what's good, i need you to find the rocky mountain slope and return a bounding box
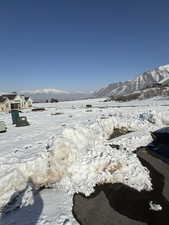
[110,85,169,102]
[94,64,169,98]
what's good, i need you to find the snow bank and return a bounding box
[49,116,153,195]
[17,153,49,186]
[0,168,27,211]
[1,109,168,210]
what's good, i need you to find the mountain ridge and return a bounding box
[94,64,169,98]
[2,64,169,102]
[18,88,92,102]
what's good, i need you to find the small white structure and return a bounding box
[25,97,33,109]
[0,97,10,112]
[0,93,33,112]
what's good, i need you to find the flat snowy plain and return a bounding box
[0,97,169,225]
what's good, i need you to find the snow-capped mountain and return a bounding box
[19,88,91,102]
[94,64,169,97]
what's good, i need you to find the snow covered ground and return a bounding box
[0,97,169,225]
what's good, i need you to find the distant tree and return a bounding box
[86,104,92,108]
[50,98,59,103]
[46,99,49,103]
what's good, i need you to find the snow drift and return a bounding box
[1,109,169,211]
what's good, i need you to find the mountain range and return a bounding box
[4,64,169,102]
[18,89,92,102]
[93,64,169,98]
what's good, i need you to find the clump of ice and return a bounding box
[138,111,156,124]
[136,110,169,127]
[149,201,162,211]
[158,111,169,125]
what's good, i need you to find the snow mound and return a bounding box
[3,109,168,209]
[49,119,152,195]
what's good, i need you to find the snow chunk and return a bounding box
[149,201,162,211]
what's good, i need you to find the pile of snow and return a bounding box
[105,110,169,151]
[2,109,169,211]
[48,125,150,196]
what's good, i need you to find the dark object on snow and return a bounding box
[11,110,20,125]
[73,148,169,225]
[0,121,7,133]
[15,116,30,127]
[151,127,169,145]
[32,108,45,112]
[11,110,30,127]
[51,112,63,115]
[109,144,120,149]
[149,127,169,159]
[86,104,92,108]
[108,127,131,140]
[50,98,59,103]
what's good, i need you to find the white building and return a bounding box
[0,96,10,112]
[25,97,33,108]
[0,93,33,112]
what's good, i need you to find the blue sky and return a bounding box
[1,0,169,92]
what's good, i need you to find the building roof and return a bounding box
[2,94,17,100]
[25,97,30,101]
[0,96,8,103]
